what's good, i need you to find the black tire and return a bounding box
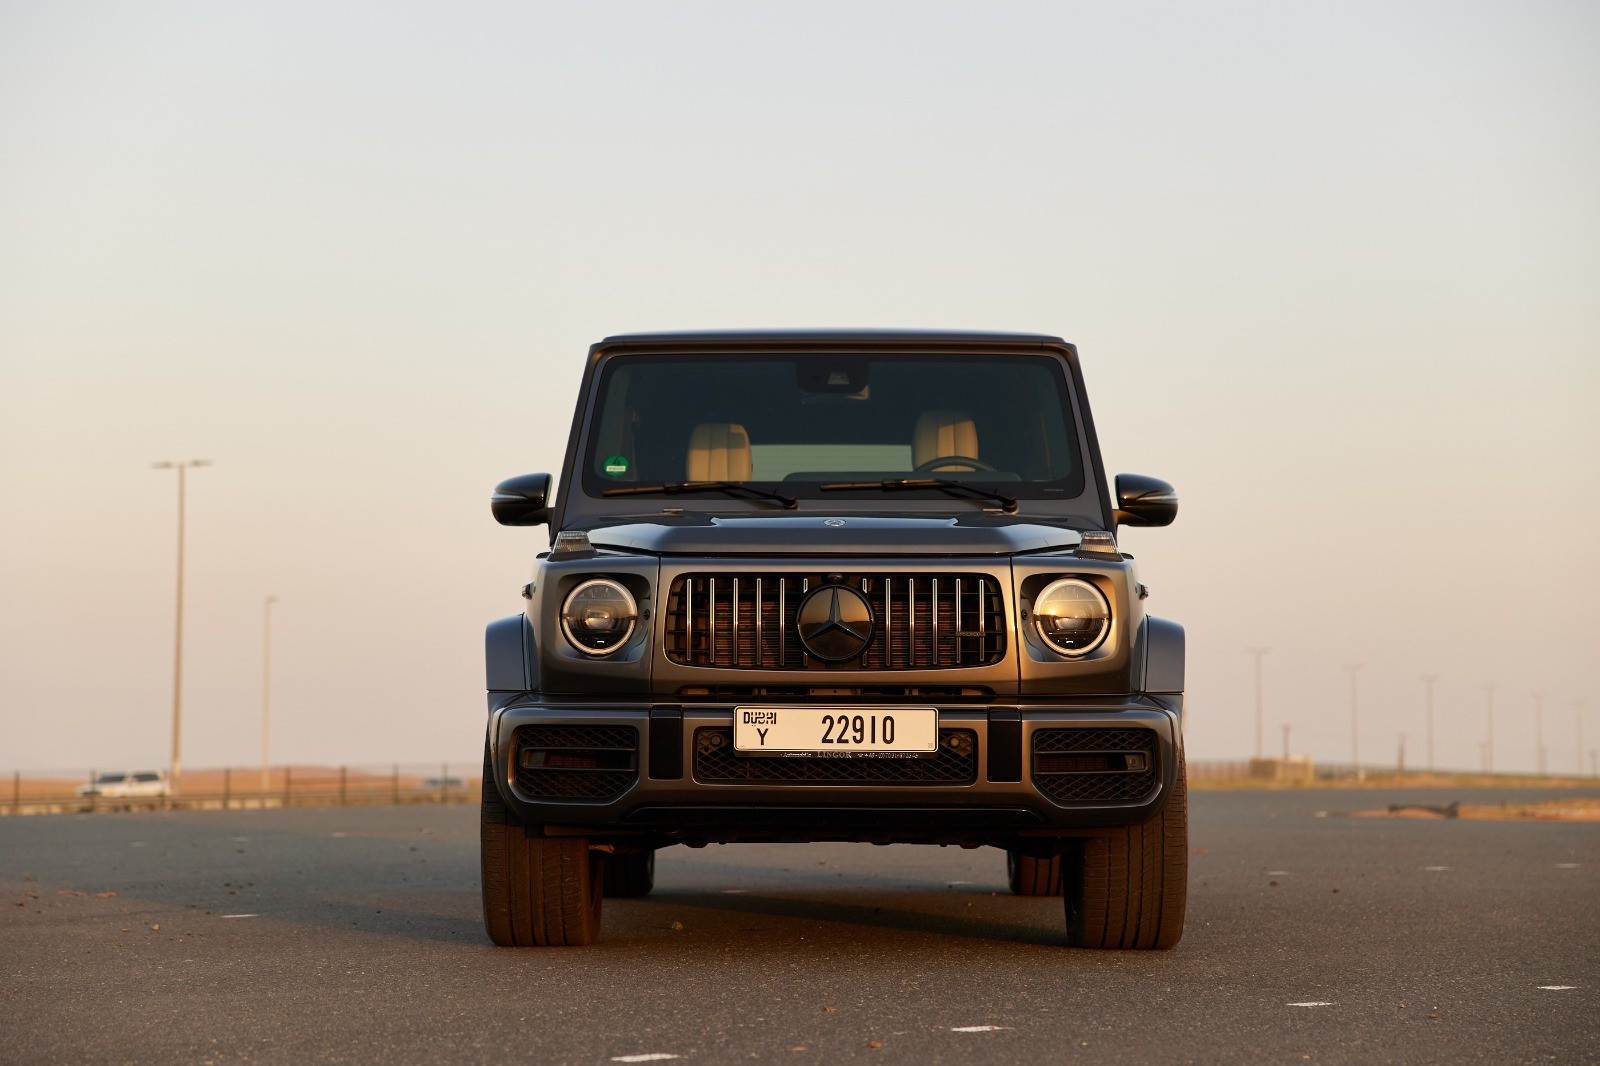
[604,850,656,898]
[1006,849,1063,895]
[1063,746,1188,950]
[481,744,605,946]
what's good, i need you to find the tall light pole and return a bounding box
[1579,699,1587,777]
[152,460,210,794]
[1246,647,1269,760]
[1533,691,1545,776]
[1483,682,1496,774]
[262,595,278,794]
[1421,674,1437,774]
[1343,664,1362,780]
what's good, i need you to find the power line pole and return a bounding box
[1281,723,1290,760]
[1482,682,1496,775]
[1420,674,1437,774]
[1533,691,1545,776]
[1343,663,1363,780]
[1397,733,1406,775]
[1246,647,1269,760]
[262,595,278,795]
[152,460,211,794]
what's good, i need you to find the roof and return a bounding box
[593,328,1069,349]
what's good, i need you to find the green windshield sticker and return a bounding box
[603,454,630,477]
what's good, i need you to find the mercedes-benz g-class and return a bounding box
[483,330,1185,948]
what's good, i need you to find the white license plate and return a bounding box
[733,706,938,756]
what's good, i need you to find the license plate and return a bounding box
[733,706,938,756]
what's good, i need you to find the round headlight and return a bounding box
[560,578,638,656]
[1032,578,1111,657]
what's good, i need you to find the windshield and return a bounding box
[581,353,1083,502]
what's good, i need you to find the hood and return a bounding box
[583,513,1082,556]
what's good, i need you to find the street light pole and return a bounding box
[1421,675,1437,774]
[1343,664,1362,780]
[1533,691,1545,776]
[262,595,278,794]
[1579,699,1586,777]
[1247,647,1269,760]
[1483,682,1496,775]
[152,460,210,794]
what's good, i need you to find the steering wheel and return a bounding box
[911,454,997,474]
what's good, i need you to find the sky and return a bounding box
[2,1,1597,775]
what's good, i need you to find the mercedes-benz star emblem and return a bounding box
[823,518,846,527]
[795,585,875,662]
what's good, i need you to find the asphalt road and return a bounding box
[4,788,1598,1065]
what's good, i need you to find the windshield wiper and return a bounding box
[602,481,798,510]
[819,479,1018,514]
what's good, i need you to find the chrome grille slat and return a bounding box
[664,572,1004,670]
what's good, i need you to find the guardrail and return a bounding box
[3,765,481,817]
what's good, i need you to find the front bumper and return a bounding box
[487,696,1181,844]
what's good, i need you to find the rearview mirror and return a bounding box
[1114,474,1177,527]
[492,473,553,526]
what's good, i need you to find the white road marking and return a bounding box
[219,913,259,919]
[947,881,971,886]
[1288,1002,1333,1008]
[330,832,347,838]
[1554,863,1579,869]
[1266,870,1290,875]
[950,1025,1009,1032]
[1423,866,1450,872]
[1538,986,1577,991]
[611,1055,681,1063]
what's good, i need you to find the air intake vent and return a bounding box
[513,724,638,802]
[1031,728,1158,804]
[665,573,1004,670]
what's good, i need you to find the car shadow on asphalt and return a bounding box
[634,889,1067,947]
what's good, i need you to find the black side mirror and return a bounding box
[492,473,553,526]
[1114,474,1177,527]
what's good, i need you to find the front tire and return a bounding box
[481,745,604,946]
[1063,746,1188,950]
[1005,849,1063,896]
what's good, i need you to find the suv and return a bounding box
[483,330,1185,948]
[77,771,170,800]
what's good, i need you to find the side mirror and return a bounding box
[492,473,553,526]
[1114,474,1177,527]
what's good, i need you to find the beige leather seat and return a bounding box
[686,423,753,481]
[912,410,979,472]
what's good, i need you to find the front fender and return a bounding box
[1141,616,1185,695]
[486,614,537,711]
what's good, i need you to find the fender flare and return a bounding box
[1142,615,1185,695]
[486,614,536,704]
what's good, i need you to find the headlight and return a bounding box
[560,578,638,656]
[1032,578,1111,657]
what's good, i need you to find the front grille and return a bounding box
[693,727,978,785]
[513,724,638,801]
[665,573,1004,670]
[1031,727,1158,804]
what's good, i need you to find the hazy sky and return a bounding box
[3,1,1597,775]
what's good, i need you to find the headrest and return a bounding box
[912,410,979,470]
[686,423,753,481]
